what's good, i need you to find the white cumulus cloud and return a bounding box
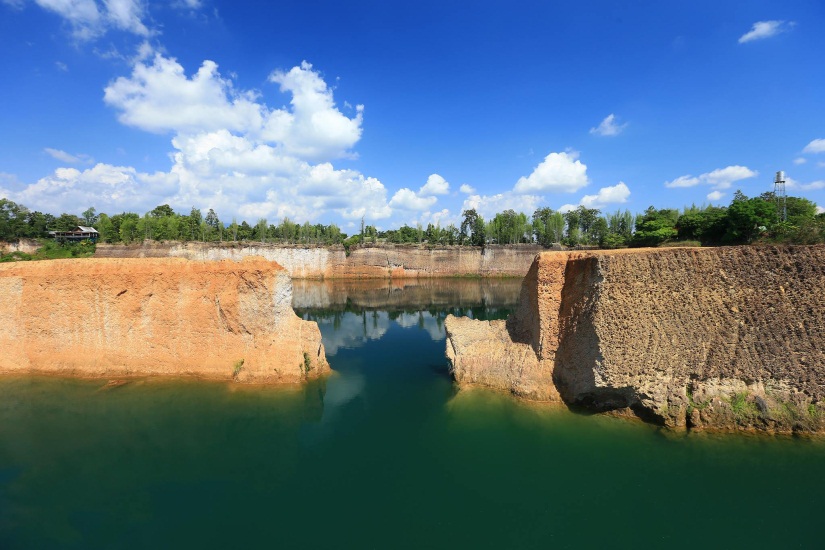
[104,55,362,162]
[389,188,438,211]
[803,139,825,154]
[6,54,395,224]
[459,183,475,194]
[707,190,725,202]
[6,163,171,215]
[816,206,825,215]
[579,182,630,208]
[589,113,627,137]
[419,174,449,196]
[794,157,807,165]
[387,174,451,212]
[514,151,588,194]
[738,20,793,44]
[665,165,757,190]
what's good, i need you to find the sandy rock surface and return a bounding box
[0,257,327,383]
[446,245,825,433]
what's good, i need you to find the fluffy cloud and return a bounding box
[803,139,825,154]
[459,183,476,194]
[514,151,588,194]
[105,56,362,162]
[7,163,171,215]
[794,157,807,165]
[387,174,452,212]
[389,188,437,211]
[589,114,627,137]
[103,0,149,36]
[738,20,793,44]
[579,182,630,208]
[266,62,364,160]
[104,55,264,136]
[707,190,725,202]
[665,165,757,190]
[6,53,395,223]
[817,206,825,215]
[703,166,758,189]
[419,174,449,196]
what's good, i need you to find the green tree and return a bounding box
[460,209,485,246]
[118,213,140,243]
[150,204,175,218]
[81,207,97,226]
[532,207,557,246]
[187,207,203,241]
[724,191,775,244]
[96,213,116,243]
[632,207,679,247]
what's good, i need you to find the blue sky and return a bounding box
[1,0,823,230]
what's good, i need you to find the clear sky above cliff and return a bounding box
[1,0,824,230]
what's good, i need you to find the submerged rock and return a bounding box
[0,257,327,383]
[446,245,825,433]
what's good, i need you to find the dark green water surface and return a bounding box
[2,279,824,548]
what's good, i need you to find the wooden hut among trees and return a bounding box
[49,226,99,243]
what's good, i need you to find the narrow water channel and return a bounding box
[1,278,823,548]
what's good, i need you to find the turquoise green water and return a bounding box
[1,280,824,548]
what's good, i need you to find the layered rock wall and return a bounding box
[95,242,541,279]
[446,246,825,433]
[0,239,40,255]
[0,257,328,383]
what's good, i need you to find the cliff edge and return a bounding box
[446,246,825,433]
[0,257,328,383]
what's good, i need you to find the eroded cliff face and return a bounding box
[0,257,328,383]
[95,243,542,279]
[446,246,825,433]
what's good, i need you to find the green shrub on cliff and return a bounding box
[33,240,95,260]
[302,352,313,375]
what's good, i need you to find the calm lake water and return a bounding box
[1,278,824,548]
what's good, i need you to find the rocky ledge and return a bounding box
[0,257,327,383]
[446,246,825,433]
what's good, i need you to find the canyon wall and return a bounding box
[95,242,542,279]
[0,238,40,255]
[446,246,825,433]
[0,257,328,383]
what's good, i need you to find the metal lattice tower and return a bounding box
[774,170,787,223]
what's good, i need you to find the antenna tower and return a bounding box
[774,170,787,223]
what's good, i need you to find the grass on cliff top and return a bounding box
[0,240,96,262]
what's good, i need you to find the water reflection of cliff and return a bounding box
[292,278,523,312]
[295,278,523,355]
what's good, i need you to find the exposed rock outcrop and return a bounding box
[0,238,40,255]
[446,246,825,433]
[95,242,543,279]
[0,257,328,383]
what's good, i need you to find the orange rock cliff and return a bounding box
[0,257,328,383]
[446,246,825,433]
